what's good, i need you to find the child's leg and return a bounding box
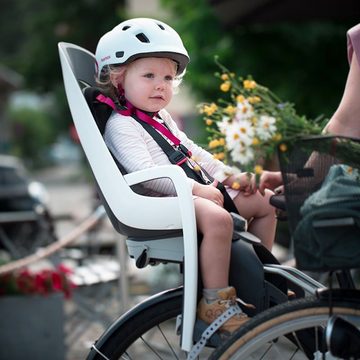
[194,197,233,289]
[232,189,277,251]
[194,198,250,333]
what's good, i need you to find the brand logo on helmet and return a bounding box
[101,55,111,62]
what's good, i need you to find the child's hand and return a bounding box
[225,173,257,196]
[192,182,224,206]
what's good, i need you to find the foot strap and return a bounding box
[187,305,242,360]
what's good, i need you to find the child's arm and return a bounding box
[104,115,195,196]
[163,114,235,183]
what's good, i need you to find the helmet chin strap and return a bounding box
[114,83,159,119]
[116,83,158,118]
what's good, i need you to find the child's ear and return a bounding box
[110,68,125,88]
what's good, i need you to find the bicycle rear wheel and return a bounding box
[86,286,214,359]
[210,290,360,360]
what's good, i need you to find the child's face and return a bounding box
[121,57,177,113]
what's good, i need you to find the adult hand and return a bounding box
[258,171,283,195]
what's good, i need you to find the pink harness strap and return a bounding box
[96,94,184,148]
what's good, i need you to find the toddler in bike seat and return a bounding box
[94,17,277,334]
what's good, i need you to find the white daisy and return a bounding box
[256,115,277,141]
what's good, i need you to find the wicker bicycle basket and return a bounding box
[277,135,360,271]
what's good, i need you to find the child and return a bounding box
[95,17,276,334]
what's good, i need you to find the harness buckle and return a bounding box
[179,143,192,157]
[169,150,188,166]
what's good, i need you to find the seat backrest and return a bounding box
[59,44,96,88]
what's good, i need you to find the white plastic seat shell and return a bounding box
[58,41,198,352]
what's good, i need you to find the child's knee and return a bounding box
[208,208,233,235]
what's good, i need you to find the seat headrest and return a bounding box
[83,87,113,135]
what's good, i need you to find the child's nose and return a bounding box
[155,79,166,90]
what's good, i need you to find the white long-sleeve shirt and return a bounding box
[104,108,236,197]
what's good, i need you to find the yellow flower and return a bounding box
[243,80,257,90]
[220,81,231,92]
[213,152,225,160]
[224,105,236,115]
[254,165,263,175]
[252,137,260,145]
[272,133,282,141]
[219,138,226,146]
[251,116,258,125]
[279,143,287,152]
[248,96,261,104]
[205,118,213,126]
[209,139,221,148]
[231,181,241,190]
[236,95,245,103]
[221,73,229,81]
[202,103,218,116]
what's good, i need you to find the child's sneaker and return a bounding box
[197,287,253,335]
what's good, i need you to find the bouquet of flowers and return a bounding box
[199,60,326,177]
[0,264,76,298]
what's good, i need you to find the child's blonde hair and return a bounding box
[96,59,184,101]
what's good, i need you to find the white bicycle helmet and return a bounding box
[95,18,190,78]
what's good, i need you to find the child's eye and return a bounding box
[144,73,154,79]
[165,75,174,81]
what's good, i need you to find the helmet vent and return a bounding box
[157,23,165,30]
[116,51,124,58]
[136,33,150,43]
[122,26,131,31]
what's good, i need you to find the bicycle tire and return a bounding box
[86,286,215,359]
[211,290,360,360]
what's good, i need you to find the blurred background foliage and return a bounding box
[0,0,358,167]
[163,0,355,120]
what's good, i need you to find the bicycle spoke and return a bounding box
[157,324,180,359]
[141,335,164,359]
[290,331,308,356]
[257,342,273,359]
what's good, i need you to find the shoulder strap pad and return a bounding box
[83,87,113,135]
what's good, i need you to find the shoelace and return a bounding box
[219,297,256,310]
